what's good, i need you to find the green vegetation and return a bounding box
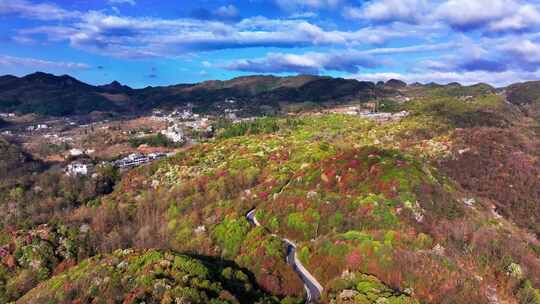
[215,117,303,139]
[0,137,43,187]
[3,84,540,304]
[327,273,418,303]
[18,249,279,304]
[0,224,92,302]
[128,132,181,148]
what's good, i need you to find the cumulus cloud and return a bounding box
[344,0,429,24]
[433,0,540,32]
[432,0,540,33]
[434,0,510,31]
[5,0,540,86]
[14,12,415,58]
[222,50,381,74]
[0,54,90,69]
[416,36,540,74]
[488,4,540,32]
[0,0,79,20]
[344,0,540,34]
[223,42,453,74]
[416,41,508,73]
[498,38,540,71]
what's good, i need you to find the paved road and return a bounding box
[246,209,323,303]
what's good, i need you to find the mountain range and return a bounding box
[4,72,532,117]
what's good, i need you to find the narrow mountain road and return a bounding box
[246,209,323,303]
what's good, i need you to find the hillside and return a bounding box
[506,81,540,121]
[17,249,277,304]
[4,88,539,303]
[0,73,123,116]
[0,73,391,116]
[506,81,540,105]
[0,137,43,186]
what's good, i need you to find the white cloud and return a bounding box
[15,12,417,58]
[343,0,540,33]
[350,70,540,87]
[501,39,540,61]
[435,0,513,30]
[222,41,454,74]
[223,50,381,74]
[434,0,540,32]
[361,42,456,55]
[0,54,90,69]
[0,0,79,20]
[498,38,540,70]
[488,4,540,32]
[344,0,429,24]
[214,5,239,19]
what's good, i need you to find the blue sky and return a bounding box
[1,0,540,87]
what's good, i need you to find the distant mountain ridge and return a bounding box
[0,72,121,116]
[0,71,518,116]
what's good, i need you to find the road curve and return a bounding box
[246,209,323,303]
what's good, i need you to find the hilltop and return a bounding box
[0,72,472,117]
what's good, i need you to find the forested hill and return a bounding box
[0,72,505,117]
[4,88,540,303]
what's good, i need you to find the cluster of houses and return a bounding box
[359,110,410,122]
[322,101,410,122]
[66,152,174,176]
[113,152,171,169]
[160,124,185,143]
[26,124,49,131]
[151,107,214,142]
[151,106,200,123]
[182,118,212,132]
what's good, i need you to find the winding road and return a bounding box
[246,209,323,303]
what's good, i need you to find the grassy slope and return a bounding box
[17,249,277,304]
[13,90,540,303]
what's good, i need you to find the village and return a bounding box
[0,95,410,178]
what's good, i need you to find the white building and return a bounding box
[27,124,49,131]
[69,148,84,157]
[66,162,92,176]
[160,124,185,143]
[115,153,150,168]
